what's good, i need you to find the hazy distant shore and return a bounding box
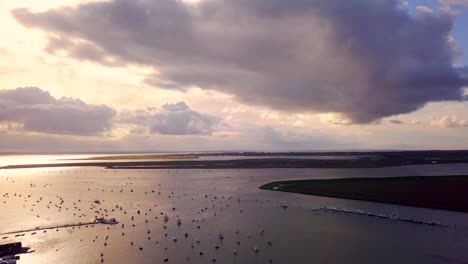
[80,154,199,160]
[3,157,468,170]
[260,176,468,213]
[3,150,468,169]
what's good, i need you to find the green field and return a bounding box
[260,176,468,213]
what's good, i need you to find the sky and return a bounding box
[1,0,468,152]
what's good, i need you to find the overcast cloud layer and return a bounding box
[12,0,468,123]
[0,87,116,135]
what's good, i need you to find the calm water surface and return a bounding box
[0,161,467,264]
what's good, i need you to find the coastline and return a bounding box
[3,156,468,170]
[260,176,468,213]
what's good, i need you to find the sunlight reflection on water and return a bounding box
[0,161,467,264]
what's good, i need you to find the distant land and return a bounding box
[0,149,467,156]
[81,155,199,160]
[260,176,468,213]
[2,150,468,169]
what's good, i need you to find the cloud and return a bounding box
[437,0,468,14]
[0,124,359,153]
[388,118,422,125]
[12,0,468,123]
[389,119,404,124]
[320,113,353,125]
[120,101,221,135]
[431,115,468,127]
[0,88,219,137]
[232,124,364,150]
[0,87,116,135]
[255,126,332,149]
[416,5,434,14]
[438,0,468,7]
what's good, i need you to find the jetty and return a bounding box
[0,218,119,236]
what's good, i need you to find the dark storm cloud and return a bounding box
[120,102,221,135]
[12,0,468,123]
[0,87,116,135]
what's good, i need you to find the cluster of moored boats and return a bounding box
[314,207,447,226]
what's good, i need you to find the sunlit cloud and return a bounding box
[431,115,468,128]
[119,102,222,136]
[0,87,116,135]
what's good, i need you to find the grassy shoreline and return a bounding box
[260,176,468,213]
